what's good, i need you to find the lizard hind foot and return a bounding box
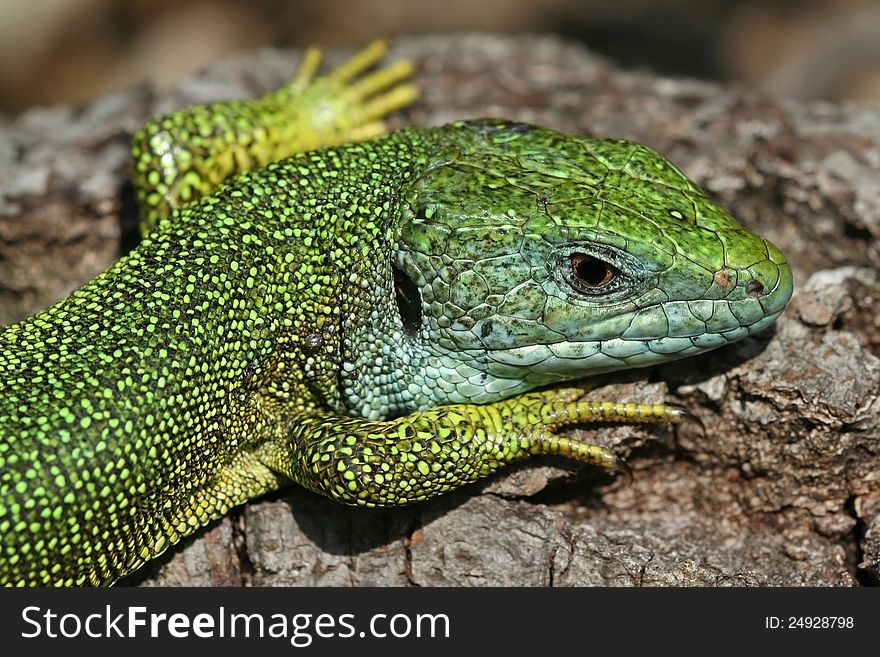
[286,40,419,145]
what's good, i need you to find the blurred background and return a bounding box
[1,0,879,115]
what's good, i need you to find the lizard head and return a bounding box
[388,120,793,406]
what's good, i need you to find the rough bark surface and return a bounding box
[1,34,877,587]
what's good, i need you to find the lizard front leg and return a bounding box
[257,388,688,506]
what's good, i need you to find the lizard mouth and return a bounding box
[482,259,793,377]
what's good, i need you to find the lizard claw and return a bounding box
[666,404,706,439]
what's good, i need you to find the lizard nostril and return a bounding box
[745,279,765,297]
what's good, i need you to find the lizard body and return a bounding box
[0,43,793,586]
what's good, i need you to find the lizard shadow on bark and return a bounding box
[284,477,497,557]
[275,463,610,559]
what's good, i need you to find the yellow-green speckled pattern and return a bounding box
[0,43,793,586]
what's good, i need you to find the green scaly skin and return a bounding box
[0,43,793,586]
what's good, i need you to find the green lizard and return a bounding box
[0,42,793,587]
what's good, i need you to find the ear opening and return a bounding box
[393,265,422,337]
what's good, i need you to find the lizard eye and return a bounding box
[570,253,618,289]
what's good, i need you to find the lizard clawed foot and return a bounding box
[517,393,701,478]
[284,40,418,143]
